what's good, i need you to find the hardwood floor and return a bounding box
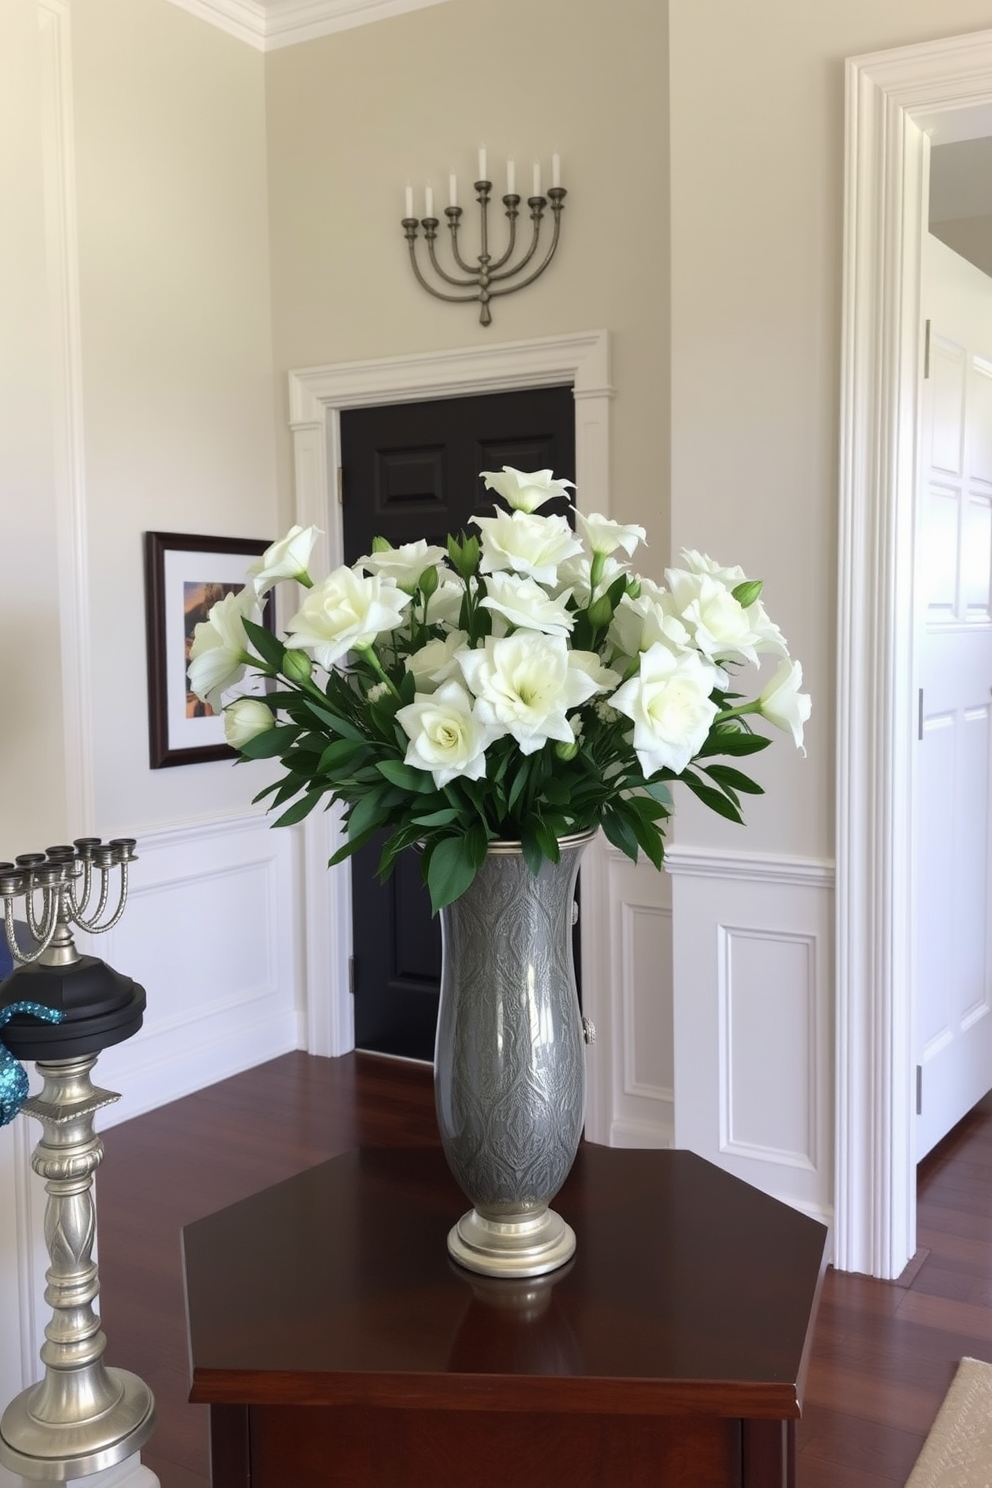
[90,1053,992,1487]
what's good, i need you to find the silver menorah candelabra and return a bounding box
[0,838,154,1482]
[402,155,567,326]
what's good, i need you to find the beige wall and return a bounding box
[669,0,992,860]
[0,0,67,855]
[70,0,278,834]
[264,0,670,565]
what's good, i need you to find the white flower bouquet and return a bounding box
[189,467,811,912]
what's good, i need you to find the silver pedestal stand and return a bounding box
[0,840,155,1481]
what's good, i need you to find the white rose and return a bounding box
[457,633,601,755]
[749,598,790,658]
[471,509,583,586]
[480,573,575,635]
[577,511,647,558]
[759,659,812,753]
[608,593,690,662]
[223,697,275,749]
[248,526,321,596]
[188,585,260,712]
[480,466,574,513]
[610,642,720,777]
[552,551,629,605]
[396,680,502,788]
[678,548,747,586]
[404,630,469,692]
[356,540,448,593]
[285,567,411,670]
[425,579,465,628]
[666,569,763,666]
[567,649,622,693]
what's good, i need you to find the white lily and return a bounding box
[480,465,575,513]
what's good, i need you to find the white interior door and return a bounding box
[915,232,992,1160]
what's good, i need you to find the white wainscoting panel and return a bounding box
[92,816,304,1126]
[582,846,674,1150]
[669,849,834,1227]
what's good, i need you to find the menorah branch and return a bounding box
[402,176,567,326]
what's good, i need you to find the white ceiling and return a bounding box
[162,0,452,50]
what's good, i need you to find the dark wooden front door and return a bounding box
[341,385,576,1061]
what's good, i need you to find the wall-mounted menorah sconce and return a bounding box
[0,837,154,1482]
[402,150,567,326]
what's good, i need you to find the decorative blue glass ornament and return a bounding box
[0,1002,65,1125]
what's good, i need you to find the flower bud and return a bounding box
[587,593,614,631]
[282,648,313,685]
[418,564,439,599]
[555,738,580,761]
[224,698,275,749]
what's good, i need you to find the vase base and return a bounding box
[447,1206,576,1278]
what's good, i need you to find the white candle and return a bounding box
[532,160,542,197]
[404,184,413,218]
[449,172,457,208]
[552,152,561,188]
[507,158,516,195]
[478,146,487,182]
[425,182,434,218]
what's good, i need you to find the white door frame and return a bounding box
[286,331,615,1104]
[838,29,992,1277]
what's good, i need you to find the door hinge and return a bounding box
[337,466,344,505]
[916,1064,923,1116]
[923,318,931,380]
[918,688,924,741]
[348,955,355,995]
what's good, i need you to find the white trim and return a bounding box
[161,0,454,51]
[287,331,613,1064]
[839,27,992,1279]
[38,0,95,836]
[664,846,834,888]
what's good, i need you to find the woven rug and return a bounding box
[905,1358,992,1487]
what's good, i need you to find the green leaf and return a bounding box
[328,823,388,868]
[601,807,639,861]
[345,788,390,841]
[242,617,286,670]
[237,723,298,760]
[318,737,368,775]
[679,769,745,824]
[642,779,675,808]
[703,763,764,796]
[425,836,479,913]
[377,759,436,793]
[272,788,325,827]
[304,700,366,741]
[411,807,461,828]
[532,818,562,863]
[696,729,771,759]
[732,579,764,610]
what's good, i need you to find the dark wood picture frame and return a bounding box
[144,531,274,769]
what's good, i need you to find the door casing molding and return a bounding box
[839,29,992,1277]
[287,331,614,1097]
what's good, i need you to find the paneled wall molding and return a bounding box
[288,331,613,1079]
[839,26,992,1279]
[672,863,833,1228]
[162,0,455,51]
[93,816,302,1127]
[663,845,835,887]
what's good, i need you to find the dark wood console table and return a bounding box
[183,1144,827,1488]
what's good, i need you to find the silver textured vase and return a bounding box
[435,830,593,1278]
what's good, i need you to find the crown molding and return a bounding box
[162,0,454,51]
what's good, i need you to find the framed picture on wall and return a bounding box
[144,531,275,769]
